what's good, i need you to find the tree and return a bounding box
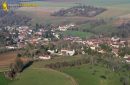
[118,47,130,57]
[99,43,112,52]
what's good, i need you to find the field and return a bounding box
[63,30,94,39]
[0,52,17,72]
[15,0,130,24]
[0,54,130,85]
[62,64,130,85]
[79,23,117,35]
[0,73,12,85]
[9,68,77,85]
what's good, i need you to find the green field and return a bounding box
[0,54,130,85]
[9,68,77,85]
[62,64,130,85]
[0,73,11,85]
[63,30,94,39]
[79,23,117,35]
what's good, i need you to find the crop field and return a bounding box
[0,52,17,72]
[15,0,130,24]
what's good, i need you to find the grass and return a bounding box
[63,30,94,39]
[62,64,130,85]
[0,54,130,85]
[0,73,12,85]
[9,68,77,85]
[78,22,117,36]
[0,55,81,85]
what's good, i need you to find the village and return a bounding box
[1,1,130,85]
[2,22,130,63]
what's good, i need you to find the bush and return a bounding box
[100,75,107,79]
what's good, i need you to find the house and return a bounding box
[124,55,130,63]
[61,49,75,56]
[90,46,96,50]
[39,55,51,60]
[58,23,75,31]
[6,46,17,50]
[98,50,105,54]
[53,33,60,39]
[48,50,55,54]
[111,37,120,42]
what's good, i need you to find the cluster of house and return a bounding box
[4,25,130,63]
[57,23,75,31]
[63,36,130,63]
[33,49,75,60]
[5,23,76,49]
[5,25,59,49]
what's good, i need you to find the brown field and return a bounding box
[15,1,130,24]
[16,7,97,24]
[0,52,17,69]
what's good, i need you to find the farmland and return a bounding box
[0,52,17,72]
[15,0,130,24]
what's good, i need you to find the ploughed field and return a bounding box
[15,0,130,24]
[0,52,17,72]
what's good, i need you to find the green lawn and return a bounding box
[62,64,130,85]
[9,68,77,85]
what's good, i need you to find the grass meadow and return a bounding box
[9,68,77,85]
[0,54,130,85]
[62,64,130,85]
[63,30,94,39]
[0,73,12,85]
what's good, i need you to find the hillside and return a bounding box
[9,68,77,85]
